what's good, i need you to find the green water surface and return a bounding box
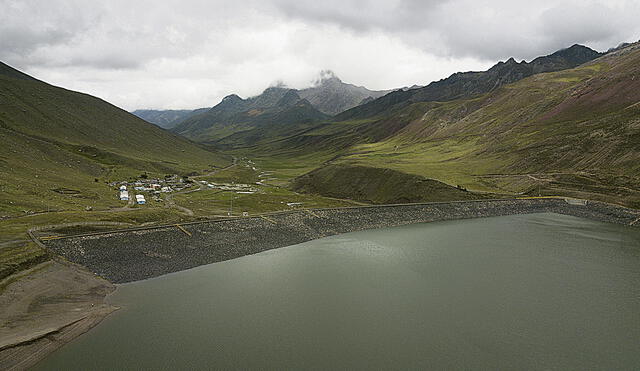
[37,213,640,370]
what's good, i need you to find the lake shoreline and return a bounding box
[35,212,640,370]
[0,261,117,370]
[45,198,640,284]
[4,198,639,369]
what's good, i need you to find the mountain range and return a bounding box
[132,71,389,129]
[275,43,640,207]
[171,88,330,144]
[152,42,638,207]
[171,44,608,151]
[296,70,391,115]
[335,44,603,121]
[131,109,203,129]
[2,41,638,215]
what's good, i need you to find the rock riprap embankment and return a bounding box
[45,199,640,283]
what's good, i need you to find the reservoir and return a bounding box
[36,213,640,370]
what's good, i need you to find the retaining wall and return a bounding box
[44,199,640,283]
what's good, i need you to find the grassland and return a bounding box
[173,158,360,217]
[172,186,357,217]
[291,164,491,204]
[0,62,233,277]
[229,45,640,208]
[331,54,640,207]
[3,44,640,281]
[198,162,259,184]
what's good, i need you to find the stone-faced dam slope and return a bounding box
[43,198,640,283]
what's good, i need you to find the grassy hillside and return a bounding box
[229,43,640,208]
[0,61,231,217]
[0,61,234,277]
[291,164,485,204]
[334,44,602,122]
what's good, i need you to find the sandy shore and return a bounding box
[0,261,117,370]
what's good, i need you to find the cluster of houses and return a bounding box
[117,185,146,204]
[113,175,192,205]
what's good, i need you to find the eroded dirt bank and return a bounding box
[0,261,116,371]
[44,198,640,284]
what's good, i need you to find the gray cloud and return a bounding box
[0,0,93,60]
[271,0,640,60]
[0,0,638,110]
[273,0,448,33]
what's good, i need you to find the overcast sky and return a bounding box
[1,0,639,110]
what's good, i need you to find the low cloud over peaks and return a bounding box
[1,0,638,110]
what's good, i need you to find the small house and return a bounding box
[119,185,127,191]
[136,194,146,205]
[119,191,129,201]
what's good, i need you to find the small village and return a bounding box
[109,175,188,205]
[110,174,262,206]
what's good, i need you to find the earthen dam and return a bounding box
[43,198,640,283]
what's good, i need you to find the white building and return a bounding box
[136,194,146,205]
[119,191,129,201]
[119,185,127,191]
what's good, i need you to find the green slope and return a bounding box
[231,43,640,207]
[291,164,481,204]
[334,44,602,122]
[0,61,230,215]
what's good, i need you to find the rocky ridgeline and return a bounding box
[44,199,639,283]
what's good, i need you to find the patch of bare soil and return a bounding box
[0,261,117,370]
